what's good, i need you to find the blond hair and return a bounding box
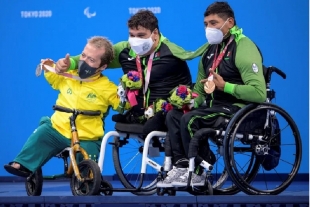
[88,36,114,67]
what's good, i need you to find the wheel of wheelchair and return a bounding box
[70,159,101,196]
[156,187,176,196]
[99,178,113,196]
[112,136,163,195]
[188,179,214,196]
[224,103,302,195]
[25,167,43,196]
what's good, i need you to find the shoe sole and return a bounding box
[172,181,205,187]
[4,165,30,177]
[157,183,174,188]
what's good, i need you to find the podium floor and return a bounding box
[0,180,308,206]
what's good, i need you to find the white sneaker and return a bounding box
[163,157,172,172]
[157,167,187,188]
[172,171,207,187]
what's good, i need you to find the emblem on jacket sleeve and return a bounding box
[252,63,259,73]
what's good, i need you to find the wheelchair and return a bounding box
[157,65,301,195]
[24,105,102,196]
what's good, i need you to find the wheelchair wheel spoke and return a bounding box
[122,151,141,171]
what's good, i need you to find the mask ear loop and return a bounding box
[94,65,105,76]
[220,18,231,38]
[220,18,230,30]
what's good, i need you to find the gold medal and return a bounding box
[204,80,215,94]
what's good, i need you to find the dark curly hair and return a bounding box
[127,9,160,33]
[204,1,236,25]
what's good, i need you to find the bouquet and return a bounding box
[168,85,198,113]
[154,99,173,114]
[121,71,142,90]
[144,99,173,120]
[120,71,142,107]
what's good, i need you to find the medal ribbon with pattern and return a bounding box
[135,51,155,108]
[36,62,95,82]
[204,35,234,94]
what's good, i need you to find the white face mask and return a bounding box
[128,34,154,56]
[205,19,229,44]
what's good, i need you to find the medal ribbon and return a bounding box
[208,35,234,80]
[131,51,155,107]
[36,63,95,82]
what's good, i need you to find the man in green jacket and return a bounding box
[157,1,267,188]
[55,9,205,135]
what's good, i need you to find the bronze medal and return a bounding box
[204,80,215,94]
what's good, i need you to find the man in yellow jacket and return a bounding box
[4,36,127,177]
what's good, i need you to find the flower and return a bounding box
[163,102,173,113]
[154,99,173,114]
[127,71,140,82]
[176,85,189,100]
[121,70,142,90]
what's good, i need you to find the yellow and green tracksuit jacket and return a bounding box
[44,70,127,140]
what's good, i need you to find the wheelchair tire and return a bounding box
[99,178,113,196]
[156,187,176,196]
[224,103,302,195]
[112,136,162,195]
[212,168,239,195]
[207,180,214,195]
[25,167,43,196]
[70,159,101,196]
[188,182,213,195]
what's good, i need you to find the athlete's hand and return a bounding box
[55,53,71,73]
[40,58,54,71]
[200,69,226,91]
[209,69,225,91]
[187,99,195,110]
[200,69,211,84]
